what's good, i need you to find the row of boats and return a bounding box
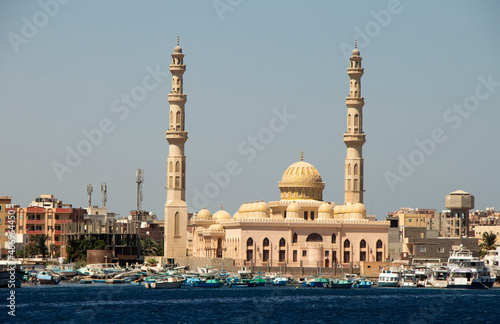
[378,246,497,289]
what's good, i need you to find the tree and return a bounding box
[65,237,107,262]
[479,232,498,257]
[33,235,49,258]
[140,238,159,256]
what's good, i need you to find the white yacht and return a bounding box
[446,246,496,289]
[377,267,401,287]
[483,246,500,278]
[424,265,448,288]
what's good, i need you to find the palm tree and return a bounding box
[140,238,159,256]
[33,235,49,258]
[479,232,498,257]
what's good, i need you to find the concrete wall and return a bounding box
[87,249,113,264]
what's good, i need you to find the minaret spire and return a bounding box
[164,38,188,259]
[344,44,365,204]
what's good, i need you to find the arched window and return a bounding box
[168,176,173,188]
[348,179,351,191]
[279,238,286,247]
[354,114,359,127]
[175,176,180,188]
[263,238,269,247]
[348,114,352,126]
[292,233,297,243]
[169,161,173,172]
[306,233,323,242]
[344,239,350,248]
[247,238,253,246]
[176,111,181,124]
[376,240,383,249]
[174,212,180,236]
[348,164,351,175]
[170,111,173,124]
[360,239,366,249]
[331,233,336,244]
[175,161,180,172]
[354,164,358,175]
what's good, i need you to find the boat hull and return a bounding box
[146,281,183,289]
[193,282,223,288]
[377,282,399,288]
[447,280,495,289]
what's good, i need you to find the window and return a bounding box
[292,233,297,243]
[331,234,336,244]
[310,211,315,220]
[175,176,180,188]
[376,251,383,262]
[246,250,253,261]
[304,211,308,220]
[293,250,297,262]
[263,238,269,247]
[348,163,352,175]
[344,239,350,248]
[279,250,285,262]
[263,250,269,262]
[325,250,329,257]
[419,247,426,253]
[437,247,445,253]
[306,233,322,242]
[360,251,366,261]
[279,238,285,247]
[344,251,350,263]
[175,161,180,172]
[354,163,358,175]
[302,250,307,257]
[247,238,253,246]
[360,239,366,249]
[376,240,383,249]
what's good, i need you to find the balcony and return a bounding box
[26,220,45,224]
[26,231,44,235]
[55,219,72,224]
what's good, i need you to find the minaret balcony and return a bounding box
[166,131,188,143]
[345,97,364,108]
[169,65,186,72]
[168,93,187,103]
[347,68,364,78]
[343,133,366,145]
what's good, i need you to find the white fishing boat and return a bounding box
[377,267,401,287]
[144,276,184,289]
[424,265,448,288]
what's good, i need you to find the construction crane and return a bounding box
[86,184,93,207]
[101,182,107,207]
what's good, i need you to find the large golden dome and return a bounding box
[278,154,325,201]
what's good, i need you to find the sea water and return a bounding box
[2,283,500,323]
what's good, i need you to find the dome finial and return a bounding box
[300,151,303,161]
[354,39,357,49]
[220,202,223,210]
[177,36,180,46]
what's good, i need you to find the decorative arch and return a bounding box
[376,239,383,249]
[279,238,286,247]
[247,238,253,246]
[174,212,180,236]
[175,161,180,172]
[348,163,352,175]
[263,238,269,247]
[306,233,323,242]
[169,161,173,172]
[354,114,359,127]
[360,239,366,249]
[292,233,298,243]
[331,233,336,244]
[170,111,173,124]
[176,111,181,124]
[344,239,350,248]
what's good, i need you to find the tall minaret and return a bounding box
[164,37,188,259]
[344,41,365,205]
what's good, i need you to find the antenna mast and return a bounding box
[136,169,144,220]
[101,182,107,207]
[86,184,93,207]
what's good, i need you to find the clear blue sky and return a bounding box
[1,0,499,220]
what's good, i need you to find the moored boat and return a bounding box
[377,267,401,287]
[145,276,184,289]
[325,278,353,289]
[37,271,61,285]
[446,245,496,289]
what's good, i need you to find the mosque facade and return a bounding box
[166,41,389,267]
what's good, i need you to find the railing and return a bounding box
[26,220,45,224]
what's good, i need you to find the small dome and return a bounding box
[287,203,301,212]
[255,201,270,212]
[344,204,354,214]
[352,203,366,214]
[333,204,342,214]
[207,223,224,232]
[352,48,360,56]
[233,212,241,219]
[318,203,333,213]
[174,45,182,54]
[213,209,231,220]
[196,208,212,219]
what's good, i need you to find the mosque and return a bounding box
[164,39,389,268]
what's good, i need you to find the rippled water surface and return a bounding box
[3,283,500,323]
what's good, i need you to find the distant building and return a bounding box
[15,194,87,257]
[474,225,500,241]
[0,196,14,254]
[388,208,435,228]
